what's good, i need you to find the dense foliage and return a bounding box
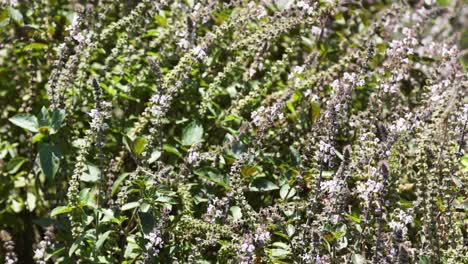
[0,0,467,263]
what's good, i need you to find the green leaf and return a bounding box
[111,173,129,197]
[38,107,50,127]
[81,163,101,183]
[181,121,203,146]
[38,143,61,181]
[0,8,10,27]
[32,133,45,143]
[45,247,65,261]
[352,254,366,264]
[24,43,48,50]
[11,199,24,213]
[79,188,91,207]
[344,213,361,224]
[8,7,23,25]
[51,205,73,217]
[194,170,229,189]
[124,136,148,156]
[132,137,147,156]
[229,206,242,220]
[279,184,296,200]
[249,178,279,192]
[95,231,112,251]
[139,203,151,213]
[50,109,66,134]
[148,150,161,164]
[163,144,182,158]
[270,248,291,258]
[26,192,37,211]
[6,157,27,174]
[9,114,39,132]
[122,202,140,211]
[286,224,295,237]
[69,235,86,257]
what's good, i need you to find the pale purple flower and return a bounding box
[254,225,270,244]
[144,231,163,256]
[357,179,384,202]
[251,106,265,127]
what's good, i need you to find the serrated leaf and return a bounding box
[181,121,203,146]
[9,114,39,132]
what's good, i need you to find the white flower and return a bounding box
[177,38,190,49]
[254,225,271,244]
[389,220,404,231]
[88,108,110,132]
[193,46,207,60]
[390,118,407,133]
[398,210,413,225]
[257,6,267,19]
[144,231,164,256]
[249,67,257,78]
[321,179,339,193]
[150,94,168,105]
[251,106,265,127]
[343,72,356,83]
[331,79,340,90]
[187,149,200,166]
[311,26,321,36]
[297,0,314,14]
[240,241,255,253]
[278,112,284,120]
[402,27,413,37]
[357,79,365,86]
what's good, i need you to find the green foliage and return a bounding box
[0,0,466,263]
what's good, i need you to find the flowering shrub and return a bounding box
[0,0,467,263]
